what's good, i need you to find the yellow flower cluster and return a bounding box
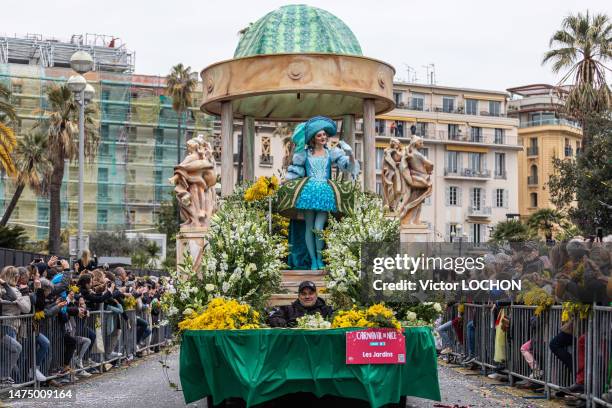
[178,298,260,330]
[123,295,137,311]
[69,285,79,294]
[561,301,590,322]
[244,176,279,202]
[34,311,45,321]
[521,285,555,316]
[332,304,401,329]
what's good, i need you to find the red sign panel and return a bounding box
[346,328,406,365]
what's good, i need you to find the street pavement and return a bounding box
[2,350,568,408]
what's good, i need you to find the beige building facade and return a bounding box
[506,85,582,217]
[221,82,521,244]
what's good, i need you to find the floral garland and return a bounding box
[178,298,260,330]
[322,191,399,309]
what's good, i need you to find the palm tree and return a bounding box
[542,11,611,140]
[490,220,533,244]
[0,131,51,226]
[36,84,98,254]
[165,64,197,164]
[0,83,18,176]
[526,208,569,241]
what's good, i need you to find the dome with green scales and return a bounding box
[234,4,363,58]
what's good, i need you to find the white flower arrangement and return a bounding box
[161,196,288,326]
[322,191,399,309]
[296,313,332,329]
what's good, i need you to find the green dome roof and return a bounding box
[234,4,363,58]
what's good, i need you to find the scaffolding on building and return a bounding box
[0,33,135,73]
[0,34,214,239]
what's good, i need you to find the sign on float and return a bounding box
[346,328,406,364]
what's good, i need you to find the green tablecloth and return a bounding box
[180,327,441,407]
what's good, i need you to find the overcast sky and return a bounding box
[3,0,609,91]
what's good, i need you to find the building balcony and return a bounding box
[462,168,490,178]
[393,99,508,117]
[494,170,507,180]
[467,206,492,217]
[443,168,490,179]
[520,118,582,130]
[526,146,538,156]
[528,175,538,185]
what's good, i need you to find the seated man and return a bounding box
[268,281,333,327]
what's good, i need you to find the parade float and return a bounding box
[163,4,443,407]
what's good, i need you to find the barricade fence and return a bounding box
[0,307,173,392]
[438,304,612,408]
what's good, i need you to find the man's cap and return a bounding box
[298,281,317,293]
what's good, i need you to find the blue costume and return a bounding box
[281,116,360,270]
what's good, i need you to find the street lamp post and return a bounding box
[69,51,94,257]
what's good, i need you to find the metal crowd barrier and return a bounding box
[439,304,612,407]
[591,306,612,407]
[0,307,173,393]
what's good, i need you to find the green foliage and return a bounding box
[542,11,611,122]
[548,114,612,234]
[155,192,180,243]
[0,225,28,249]
[131,251,149,270]
[490,220,534,244]
[526,208,570,240]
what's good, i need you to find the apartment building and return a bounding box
[367,82,521,243]
[506,84,582,217]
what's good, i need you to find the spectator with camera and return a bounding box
[0,266,31,386]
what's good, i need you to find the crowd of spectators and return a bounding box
[435,237,612,405]
[0,250,172,388]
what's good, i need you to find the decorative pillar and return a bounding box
[363,99,376,192]
[221,101,234,196]
[242,116,255,182]
[342,114,355,149]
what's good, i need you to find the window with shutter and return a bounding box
[457,187,463,206]
[504,189,509,209]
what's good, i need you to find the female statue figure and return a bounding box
[397,135,433,226]
[381,138,403,211]
[169,137,217,229]
[277,116,359,270]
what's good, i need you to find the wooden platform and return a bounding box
[268,269,328,307]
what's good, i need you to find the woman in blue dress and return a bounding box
[283,116,359,270]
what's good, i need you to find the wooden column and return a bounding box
[242,116,255,182]
[363,99,376,192]
[342,114,355,149]
[221,101,234,197]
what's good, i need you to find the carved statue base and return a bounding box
[176,227,208,272]
[400,223,431,243]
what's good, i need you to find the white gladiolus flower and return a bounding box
[167,306,179,316]
[406,311,417,321]
[205,283,215,292]
[434,303,442,313]
[222,282,230,293]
